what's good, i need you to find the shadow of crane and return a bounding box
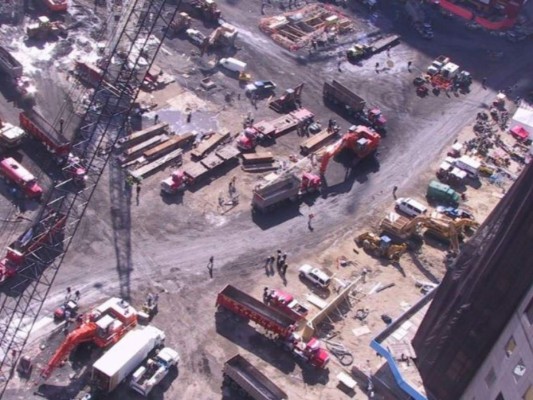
[407,251,441,285]
[109,155,132,301]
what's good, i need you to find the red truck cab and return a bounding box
[0,158,43,198]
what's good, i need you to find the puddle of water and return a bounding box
[153,108,220,136]
[205,213,228,227]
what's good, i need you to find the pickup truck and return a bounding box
[245,80,276,97]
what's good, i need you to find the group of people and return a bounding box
[265,250,289,276]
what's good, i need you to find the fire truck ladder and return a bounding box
[0,0,179,395]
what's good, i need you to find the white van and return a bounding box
[395,197,428,217]
[219,57,247,73]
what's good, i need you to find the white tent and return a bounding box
[511,102,533,135]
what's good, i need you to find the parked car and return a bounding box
[395,197,428,217]
[298,264,331,289]
[437,206,474,220]
[186,29,206,46]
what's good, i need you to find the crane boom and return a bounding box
[0,0,179,394]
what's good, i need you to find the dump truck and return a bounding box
[0,119,26,148]
[19,110,87,185]
[426,180,460,206]
[264,288,309,320]
[130,347,179,396]
[252,172,320,212]
[216,285,329,368]
[92,326,165,393]
[223,354,288,400]
[0,46,36,101]
[323,80,386,129]
[0,211,65,283]
[0,157,43,199]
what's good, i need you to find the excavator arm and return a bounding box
[41,322,97,380]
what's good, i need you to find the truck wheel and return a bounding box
[299,272,305,279]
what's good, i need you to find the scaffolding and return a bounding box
[259,4,354,52]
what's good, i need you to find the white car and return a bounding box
[299,264,331,289]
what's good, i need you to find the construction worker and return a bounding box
[187,111,192,123]
[207,256,214,278]
[154,114,159,124]
[407,61,412,71]
[392,185,398,199]
[281,263,288,276]
[308,213,314,231]
[276,250,282,267]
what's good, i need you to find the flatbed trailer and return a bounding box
[183,145,240,184]
[300,128,338,154]
[115,122,169,150]
[241,152,274,165]
[216,285,297,337]
[118,135,167,165]
[129,149,183,180]
[223,354,288,400]
[19,110,71,156]
[143,134,193,160]
[370,34,400,54]
[191,132,230,159]
[253,111,309,139]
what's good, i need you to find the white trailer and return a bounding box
[129,347,180,396]
[92,326,165,393]
[454,155,480,177]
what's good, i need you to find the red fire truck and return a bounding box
[0,210,66,283]
[19,110,87,185]
[216,285,329,368]
[0,157,43,199]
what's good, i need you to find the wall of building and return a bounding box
[461,285,533,400]
[412,161,533,400]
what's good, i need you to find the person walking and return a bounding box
[392,185,398,199]
[407,61,412,72]
[207,256,214,278]
[281,263,288,276]
[276,250,282,267]
[375,62,379,73]
[482,77,487,89]
[308,213,314,231]
[187,111,192,123]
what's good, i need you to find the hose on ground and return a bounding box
[325,341,354,366]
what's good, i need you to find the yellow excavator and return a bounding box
[355,232,407,261]
[379,213,480,252]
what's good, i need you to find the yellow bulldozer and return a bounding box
[355,232,407,261]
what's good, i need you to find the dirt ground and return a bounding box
[1,0,533,399]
